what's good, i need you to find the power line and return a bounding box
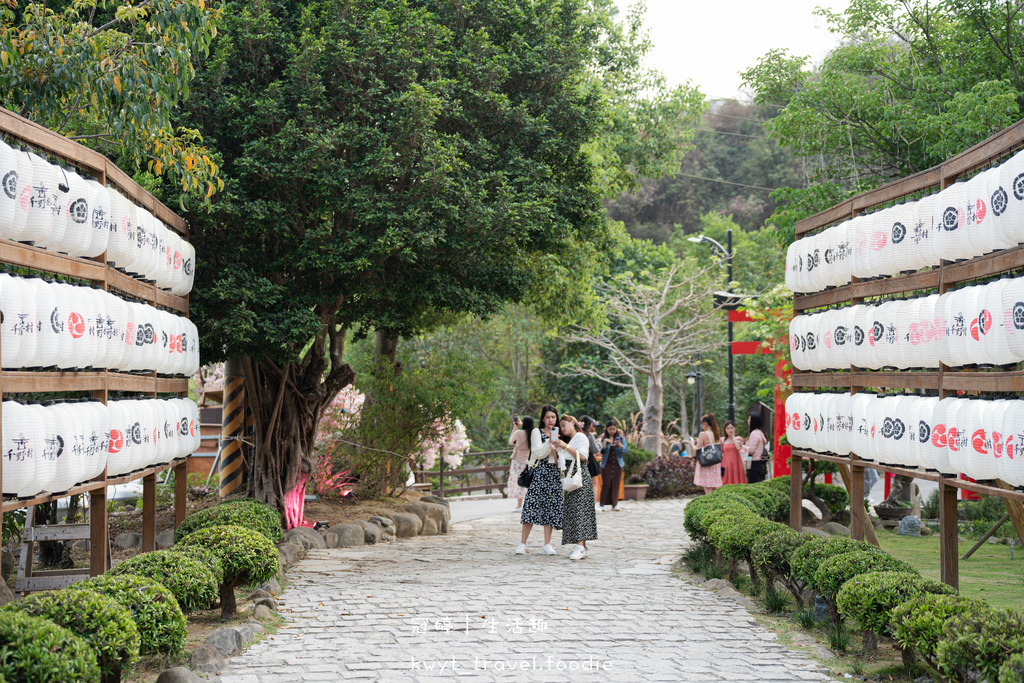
[696,128,768,140]
[708,96,786,109]
[705,112,770,124]
[674,172,777,192]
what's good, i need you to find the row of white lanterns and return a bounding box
[0,273,199,375]
[786,148,1024,293]
[791,275,1024,371]
[786,392,1024,487]
[1,398,200,497]
[0,140,195,296]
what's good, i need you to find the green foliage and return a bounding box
[0,0,223,208]
[813,550,914,600]
[0,611,98,683]
[923,489,940,520]
[822,619,850,652]
[936,607,1024,683]
[6,589,140,677]
[707,515,782,571]
[751,526,804,583]
[69,574,187,656]
[167,544,225,587]
[720,483,789,521]
[805,483,851,516]
[623,447,658,478]
[763,584,791,614]
[1,508,25,545]
[961,496,1009,523]
[795,605,817,629]
[682,495,752,542]
[836,571,954,639]
[892,593,989,669]
[1000,652,1024,683]
[682,541,716,575]
[639,455,701,497]
[109,550,218,615]
[176,498,283,544]
[177,524,280,589]
[790,536,882,586]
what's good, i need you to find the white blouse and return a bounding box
[530,429,556,465]
[557,432,590,471]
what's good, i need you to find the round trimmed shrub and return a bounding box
[751,526,803,581]
[176,498,283,543]
[168,543,225,586]
[108,550,218,614]
[683,496,753,542]
[1000,652,1024,683]
[69,574,187,656]
[789,536,882,586]
[707,515,785,587]
[5,588,139,677]
[836,571,954,638]
[719,484,789,521]
[813,550,914,599]
[892,593,988,668]
[178,524,281,618]
[936,606,1024,683]
[805,482,850,516]
[0,611,98,682]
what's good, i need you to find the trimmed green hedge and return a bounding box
[683,495,755,542]
[1000,652,1024,683]
[69,574,187,656]
[0,611,98,682]
[936,606,1024,683]
[892,593,989,669]
[790,536,883,586]
[109,550,218,614]
[806,482,850,516]
[177,498,283,543]
[178,524,280,618]
[812,550,915,600]
[5,589,139,678]
[836,571,954,638]
[168,544,225,586]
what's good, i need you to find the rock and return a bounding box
[421,517,439,536]
[368,515,395,529]
[0,581,13,607]
[440,518,450,534]
[920,526,933,536]
[72,540,89,552]
[913,676,933,683]
[247,589,272,602]
[701,578,733,591]
[812,644,836,660]
[831,510,852,525]
[801,527,830,537]
[1,548,14,582]
[823,522,851,537]
[403,502,449,529]
[282,527,326,550]
[156,666,202,683]
[813,594,829,621]
[156,529,175,548]
[988,536,1001,545]
[899,515,922,537]
[354,520,381,544]
[253,604,273,621]
[114,532,142,550]
[254,597,277,612]
[321,532,339,548]
[715,587,757,610]
[259,578,281,594]
[419,494,449,509]
[688,575,707,586]
[391,512,423,538]
[234,623,263,645]
[277,543,296,567]
[190,643,226,674]
[331,523,365,547]
[205,627,244,657]
[791,633,817,646]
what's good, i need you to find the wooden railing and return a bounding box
[414,450,511,497]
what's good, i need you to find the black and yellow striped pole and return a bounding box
[218,358,247,497]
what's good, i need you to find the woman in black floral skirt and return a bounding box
[516,405,563,555]
[553,415,597,560]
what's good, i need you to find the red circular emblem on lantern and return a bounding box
[67,312,85,339]
[870,231,888,251]
[976,199,987,223]
[109,429,124,454]
[947,426,959,452]
[932,424,947,448]
[972,428,988,454]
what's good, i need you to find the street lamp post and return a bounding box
[688,229,734,422]
[685,354,702,430]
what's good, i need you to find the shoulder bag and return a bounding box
[697,442,723,467]
[587,453,600,477]
[517,465,534,488]
[562,453,583,492]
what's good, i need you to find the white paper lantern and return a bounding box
[176,239,195,297]
[886,201,917,275]
[927,397,957,474]
[944,398,970,476]
[909,191,940,270]
[997,148,1024,247]
[16,277,40,369]
[134,207,159,281]
[0,274,25,369]
[787,393,806,450]
[23,154,60,249]
[56,167,93,257]
[115,301,138,372]
[915,396,939,471]
[835,394,852,456]
[45,402,80,492]
[105,187,132,268]
[33,278,59,367]
[931,183,961,262]
[2,401,41,496]
[81,178,110,258]
[871,301,896,368]
[105,401,130,476]
[55,282,89,370]
[0,140,23,240]
[34,403,61,493]
[882,395,915,467]
[184,398,200,455]
[819,226,843,289]
[903,396,924,469]
[956,399,993,481]
[987,400,1013,485]
[935,291,956,367]
[958,173,989,258]
[790,316,806,371]
[977,168,1013,253]
[1004,401,1024,488]
[802,233,823,293]
[23,404,55,495]
[961,285,997,367]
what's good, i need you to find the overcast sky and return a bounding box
[618,0,851,101]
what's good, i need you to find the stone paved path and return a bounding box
[218,499,835,682]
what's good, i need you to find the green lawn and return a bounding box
[877,529,1024,611]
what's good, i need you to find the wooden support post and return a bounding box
[997,480,1024,546]
[89,488,107,577]
[962,513,1010,560]
[790,451,803,531]
[175,461,188,529]
[142,473,156,552]
[939,476,960,590]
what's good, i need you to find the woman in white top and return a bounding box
[515,405,564,555]
[552,415,597,560]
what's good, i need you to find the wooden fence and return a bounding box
[791,117,1024,590]
[414,450,511,497]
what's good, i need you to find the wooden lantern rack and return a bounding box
[0,108,192,591]
[791,117,1024,590]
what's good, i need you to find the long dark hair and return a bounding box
[539,404,558,431]
[521,415,534,439]
[602,420,620,440]
[580,415,596,433]
[748,413,764,435]
[701,413,721,442]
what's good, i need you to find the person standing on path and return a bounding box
[580,415,602,502]
[720,420,747,485]
[693,413,723,494]
[553,415,597,560]
[745,413,769,483]
[599,421,628,511]
[507,416,533,509]
[516,405,563,555]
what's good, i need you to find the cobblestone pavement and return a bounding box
[218,499,835,682]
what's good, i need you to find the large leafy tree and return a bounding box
[741,0,1024,239]
[0,0,223,206]
[184,0,623,509]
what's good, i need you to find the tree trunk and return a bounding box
[375,331,399,369]
[244,308,354,512]
[641,375,664,454]
[679,380,688,442]
[220,578,238,619]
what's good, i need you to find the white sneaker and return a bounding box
[569,545,586,560]
[514,543,526,555]
[542,544,556,555]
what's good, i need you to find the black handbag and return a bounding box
[517,466,534,488]
[587,454,600,477]
[697,443,723,467]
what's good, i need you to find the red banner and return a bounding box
[732,341,770,355]
[774,357,791,479]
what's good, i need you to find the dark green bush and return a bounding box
[168,544,225,586]
[707,515,785,587]
[69,574,187,656]
[719,484,788,521]
[750,526,810,606]
[892,593,989,669]
[1000,652,1024,683]
[813,550,914,599]
[765,475,791,493]
[178,524,281,618]
[623,447,658,478]
[683,496,752,542]
[936,606,1024,683]
[805,482,850,516]
[789,536,882,586]
[0,611,98,682]
[5,589,140,678]
[638,455,701,497]
[836,571,954,639]
[109,550,218,614]
[176,498,283,543]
